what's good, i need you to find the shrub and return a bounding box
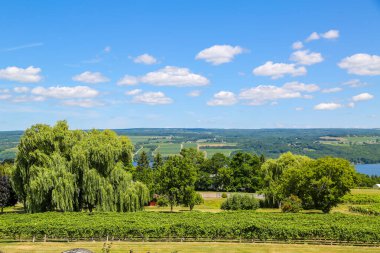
[221,193,227,198]
[221,194,259,210]
[281,195,303,213]
[157,196,170,207]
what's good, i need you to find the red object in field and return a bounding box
[149,201,157,206]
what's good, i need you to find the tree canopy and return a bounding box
[12,121,149,213]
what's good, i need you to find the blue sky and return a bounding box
[0,0,380,130]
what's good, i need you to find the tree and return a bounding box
[12,121,149,213]
[152,153,164,170]
[183,186,203,211]
[279,156,356,213]
[229,152,262,192]
[0,175,17,213]
[156,155,197,211]
[134,151,153,192]
[259,152,311,207]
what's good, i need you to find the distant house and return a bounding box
[373,184,380,189]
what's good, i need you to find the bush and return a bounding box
[221,194,259,210]
[221,193,227,198]
[157,196,170,207]
[281,195,303,213]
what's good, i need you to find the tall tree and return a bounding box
[12,121,149,213]
[157,155,197,211]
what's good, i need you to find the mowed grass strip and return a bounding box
[1,241,380,253]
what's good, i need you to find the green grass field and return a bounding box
[201,148,239,158]
[320,136,380,146]
[154,143,182,157]
[1,241,380,253]
[182,142,198,148]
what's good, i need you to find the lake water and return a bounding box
[355,164,380,176]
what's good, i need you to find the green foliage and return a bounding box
[279,156,356,213]
[12,121,149,213]
[349,204,380,216]
[182,187,203,211]
[221,192,227,198]
[342,194,380,204]
[281,195,302,213]
[156,154,197,211]
[221,194,259,211]
[156,195,169,207]
[1,212,379,243]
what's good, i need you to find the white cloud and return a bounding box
[321,87,343,93]
[12,95,45,103]
[314,103,342,110]
[239,85,302,105]
[118,75,139,86]
[62,99,103,108]
[132,91,173,105]
[347,102,355,108]
[121,66,209,87]
[0,89,9,93]
[238,82,319,106]
[195,45,244,65]
[125,89,142,96]
[290,50,324,65]
[292,41,304,50]
[321,29,339,39]
[253,61,307,79]
[338,54,380,76]
[0,94,11,100]
[295,107,304,111]
[352,92,374,102]
[72,71,109,84]
[207,91,237,106]
[31,86,99,99]
[283,81,320,92]
[305,32,320,42]
[343,79,367,88]
[187,90,201,97]
[133,54,158,65]
[14,86,30,93]
[0,66,42,83]
[104,46,111,53]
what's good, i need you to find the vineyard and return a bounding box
[349,204,380,216]
[1,212,380,245]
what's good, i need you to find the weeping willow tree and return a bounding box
[12,120,149,213]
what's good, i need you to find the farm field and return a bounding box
[1,241,380,253]
[201,148,239,158]
[153,143,182,157]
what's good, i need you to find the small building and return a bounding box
[373,184,380,189]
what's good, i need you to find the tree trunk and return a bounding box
[170,204,173,212]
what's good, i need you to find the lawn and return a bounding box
[1,241,380,253]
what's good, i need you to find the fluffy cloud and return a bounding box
[238,82,319,106]
[187,90,201,97]
[31,86,99,99]
[132,91,173,105]
[12,96,45,103]
[343,79,367,88]
[72,71,109,84]
[290,50,324,65]
[125,89,142,96]
[305,30,339,42]
[207,91,237,106]
[253,61,307,79]
[133,54,158,65]
[338,54,380,76]
[239,85,301,105]
[196,45,244,65]
[321,87,342,93]
[314,103,342,110]
[0,94,11,100]
[120,66,209,87]
[305,32,320,42]
[118,75,139,86]
[352,92,374,102]
[0,66,42,83]
[283,81,320,92]
[62,99,103,108]
[292,41,304,50]
[14,86,30,93]
[321,29,339,39]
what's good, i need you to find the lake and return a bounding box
[355,164,380,176]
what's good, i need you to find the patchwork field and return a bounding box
[320,136,380,146]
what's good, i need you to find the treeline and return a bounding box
[2,121,379,214]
